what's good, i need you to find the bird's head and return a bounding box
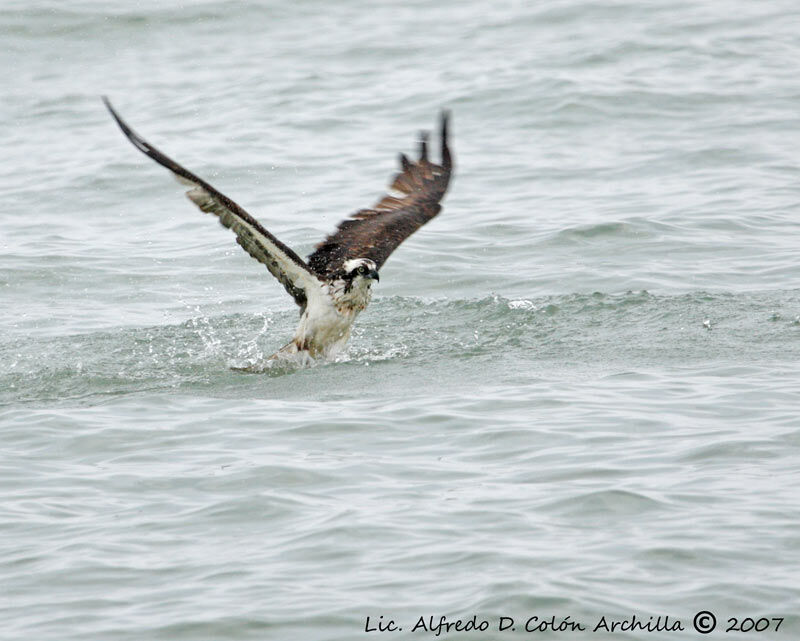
[342,258,380,285]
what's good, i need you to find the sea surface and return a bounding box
[2,1,800,639]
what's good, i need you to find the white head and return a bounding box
[330,258,379,313]
[342,258,380,285]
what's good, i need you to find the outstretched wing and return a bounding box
[307,112,453,278]
[103,97,321,310]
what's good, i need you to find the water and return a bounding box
[2,1,800,639]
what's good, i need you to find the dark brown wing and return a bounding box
[307,112,453,278]
[103,97,322,310]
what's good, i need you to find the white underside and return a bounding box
[271,276,374,362]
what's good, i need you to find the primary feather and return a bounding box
[104,98,454,364]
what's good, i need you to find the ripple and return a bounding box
[4,0,800,638]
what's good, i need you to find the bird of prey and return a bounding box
[103,98,453,365]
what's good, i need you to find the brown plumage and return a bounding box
[307,113,452,278]
[103,98,454,362]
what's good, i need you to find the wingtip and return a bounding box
[101,95,116,116]
[439,109,452,168]
[101,97,151,155]
[102,95,125,129]
[418,130,430,161]
[440,109,450,134]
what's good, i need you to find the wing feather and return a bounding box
[103,97,320,309]
[307,112,453,277]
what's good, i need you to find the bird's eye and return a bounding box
[358,266,367,274]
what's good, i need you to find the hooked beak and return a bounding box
[368,269,380,282]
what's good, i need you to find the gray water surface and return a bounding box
[2,1,800,639]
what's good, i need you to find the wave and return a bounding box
[2,289,799,408]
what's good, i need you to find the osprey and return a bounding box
[103,98,453,364]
